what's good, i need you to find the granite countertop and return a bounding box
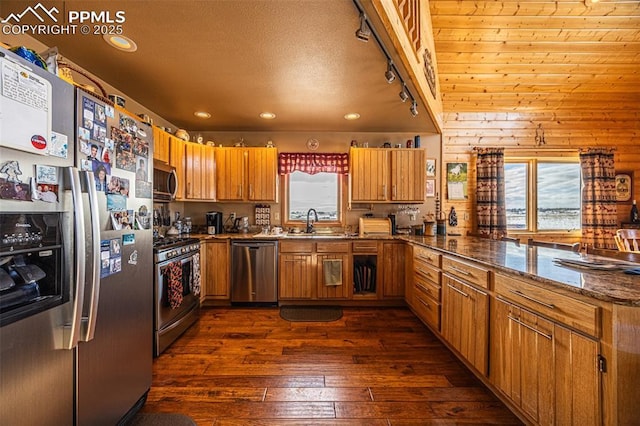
[402,235,640,307]
[191,232,640,306]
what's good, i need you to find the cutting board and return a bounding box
[358,218,392,237]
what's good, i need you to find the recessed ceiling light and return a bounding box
[194,111,211,119]
[102,34,137,52]
[260,112,276,119]
[344,113,360,120]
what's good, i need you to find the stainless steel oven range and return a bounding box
[153,237,200,356]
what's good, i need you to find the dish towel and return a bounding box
[323,259,343,286]
[168,260,183,309]
[191,252,201,296]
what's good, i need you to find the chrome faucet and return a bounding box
[306,208,319,234]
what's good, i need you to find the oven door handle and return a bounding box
[79,170,101,342]
[63,167,86,350]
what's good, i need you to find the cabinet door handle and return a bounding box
[392,184,397,198]
[416,268,434,280]
[418,298,432,311]
[447,283,469,298]
[509,289,556,310]
[508,315,552,340]
[418,255,434,262]
[381,184,386,199]
[249,184,253,198]
[449,266,472,277]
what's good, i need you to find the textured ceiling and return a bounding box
[0,0,438,133]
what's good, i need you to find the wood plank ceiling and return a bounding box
[428,0,640,114]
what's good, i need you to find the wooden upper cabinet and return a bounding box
[390,149,425,202]
[169,136,186,200]
[247,148,278,201]
[152,126,170,164]
[216,147,278,202]
[185,143,203,199]
[184,143,216,200]
[202,145,216,200]
[215,148,246,201]
[350,147,425,203]
[351,148,389,201]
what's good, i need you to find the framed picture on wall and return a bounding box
[426,158,436,177]
[426,179,435,198]
[615,172,633,202]
[446,162,468,200]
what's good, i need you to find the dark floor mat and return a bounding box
[280,305,343,322]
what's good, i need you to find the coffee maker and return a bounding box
[206,211,224,235]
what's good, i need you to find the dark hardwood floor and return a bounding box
[142,307,523,425]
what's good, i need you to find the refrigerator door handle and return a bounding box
[80,170,102,342]
[63,167,86,350]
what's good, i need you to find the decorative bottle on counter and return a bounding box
[631,200,639,223]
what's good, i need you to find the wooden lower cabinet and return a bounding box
[381,242,405,298]
[316,253,350,299]
[491,297,601,425]
[278,254,314,299]
[442,273,489,375]
[200,240,230,303]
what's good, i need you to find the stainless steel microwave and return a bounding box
[152,163,177,202]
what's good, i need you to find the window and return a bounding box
[286,171,342,223]
[504,158,581,232]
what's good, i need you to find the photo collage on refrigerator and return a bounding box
[77,95,152,232]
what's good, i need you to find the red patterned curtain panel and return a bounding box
[580,148,617,249]
[278,153,349,175]
[475,147,507,238]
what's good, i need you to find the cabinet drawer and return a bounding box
[279,241,314,253]
[495,273,600,337]
[442,256,490,289]
[414,262,440,287]
[352,241,378,253]
[414,274,441,302]
[413,246,441,268]
[316,241,350,253]
[413,289,440,330]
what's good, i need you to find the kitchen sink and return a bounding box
[284,233,348,239]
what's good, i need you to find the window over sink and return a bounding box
[285,171,344,225]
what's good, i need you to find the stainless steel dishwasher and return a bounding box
[231,241,278,304]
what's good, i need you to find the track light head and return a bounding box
[410,100,418,117]
[355,14,370,42]
[399,84,409,102]
[385,62,395,84]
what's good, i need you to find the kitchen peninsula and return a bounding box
[197,232,640,425]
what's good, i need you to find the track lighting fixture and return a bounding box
[399,83,409,102]
[385,61,395,84]
[355,13,370,42]
[353,0,419,118]
[410,100,418,117]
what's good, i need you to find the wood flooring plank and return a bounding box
[370,386,498,402]
[265,387,372,402]
[324,374,452,388]
[146,386,266,403]
[335,401,436,418]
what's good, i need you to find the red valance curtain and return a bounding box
[278,153,349,175]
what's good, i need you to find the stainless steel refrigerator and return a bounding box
[0,46,153,425]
